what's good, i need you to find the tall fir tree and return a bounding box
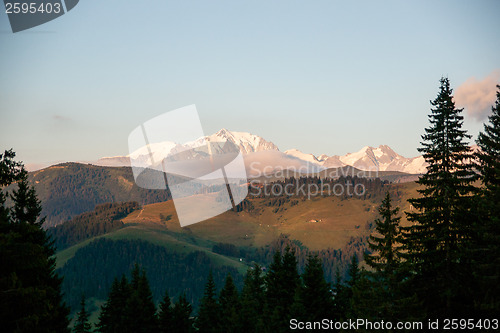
[474,84,500,315]
[124,264,158,333]
[73,295,92,333]
[293,254,335,322]
[98,265,157,333]
[0,149,23,186]
[343,254,360,318]
[347,254,360,289]
[158,290,173,333]
[196,271,220,333]
[238,264,265,333]
[401,77,477,318]
[171,293,192,333]
[0,149,21,224]
[365,192,402,274]
[354,192,421,322]
[0,150,70,332]
[218,274,240,333]
[264,248,300,333]
[332,267,349,320]
[360,192,403,320]
[97,276,131,332]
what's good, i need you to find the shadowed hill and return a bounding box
[47,201,141,250]
[27,163,172,227]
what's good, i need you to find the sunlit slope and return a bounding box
[122,182,421,251]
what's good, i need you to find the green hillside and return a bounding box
[56,223,248,274]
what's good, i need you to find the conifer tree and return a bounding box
[158,290,173,333]
[264,248,300,333]
[359,192,403,320]
[354,193,421,321]
[238,264,265,333]
[171,293,192,333]
[99,265,157,333]
[347,254,360,289]
[73,295,92,333]
[474,84,500,315]
[365,192,402,274]
[218,274,240,333]
[0,150,70,332]
[196,271,220,333]
[97,276,129,332]
[342,254,360,318]
[401,77,477,318]
[0,188,8,224]
[332,267,348,320]
[294,254,334,321]
[0,149,23,186]
[477,85,500,196]
[125,264,158,333]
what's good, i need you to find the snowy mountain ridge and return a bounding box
[96,129,428,174]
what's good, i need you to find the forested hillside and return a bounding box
[48,201,140,250]
[23,163,172,227]
[58,238,243,311]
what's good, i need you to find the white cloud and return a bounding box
[455,69,500,121]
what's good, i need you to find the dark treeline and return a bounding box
[59,232,366,317]
[0,150,70,332]
[48,202,140,250]
[85,248,343,333]
[58,238,244,312]
[240,233,368,282]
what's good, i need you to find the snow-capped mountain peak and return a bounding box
[207,129,279,154]
[317,154,329,162]
[337,145,425,173]
[284,149,319,164]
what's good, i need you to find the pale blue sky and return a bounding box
[1,0,499,165]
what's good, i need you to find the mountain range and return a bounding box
[97,129,428,174]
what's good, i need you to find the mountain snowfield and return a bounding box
[96,129,428,174]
